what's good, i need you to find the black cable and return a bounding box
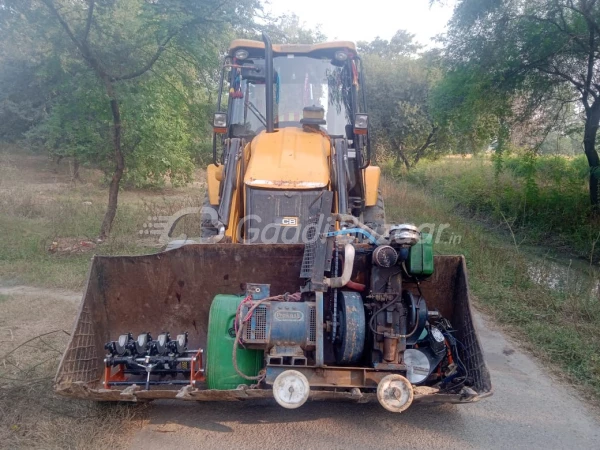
[368,294,421,339]
[438,331,469,393]
[368,296,400,336]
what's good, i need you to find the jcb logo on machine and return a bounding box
[274,310,304,321]
[278,216,299,227]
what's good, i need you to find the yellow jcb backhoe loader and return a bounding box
[54,34,491,412]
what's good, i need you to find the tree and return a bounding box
[358,30,422,59]
[1,0,259,239]
[361,33,447,170]
[431,65,512,155]
[444,0,600,207]
[254,13,326,44]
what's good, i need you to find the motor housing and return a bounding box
[241,301,316,365]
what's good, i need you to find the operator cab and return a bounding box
[215,39,368,145]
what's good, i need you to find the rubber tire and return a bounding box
[363,191,386,236]
[200,192,219,238]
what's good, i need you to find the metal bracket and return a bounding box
[246,283,270,300]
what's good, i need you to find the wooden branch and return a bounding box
[110,0,229,82]
[41,0,83,54]
[0,330,70,361]
[111,32,177,81]
[537,65,588,92]
[41,0,111,80]
[82,0,95,43]
[562,0,600,36]
[414,127,437,164]
[585,21,596,96]
[525,13,588,51]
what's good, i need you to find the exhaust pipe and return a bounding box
[262,32,275,133]
[324,244,355,288]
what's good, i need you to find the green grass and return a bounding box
[0,207,155,290]
[0,177,156,290]
[0,150,206,290]
[383,178,600,401]
[406,154,600,262]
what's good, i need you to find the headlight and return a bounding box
[354,113,368,134]
[235,49,249,60]
[334,50,348,62]
[213,112,227,133]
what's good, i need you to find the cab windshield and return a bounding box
[229,55,352,137]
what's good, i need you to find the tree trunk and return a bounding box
[583,103,600,209]
[99,83,124,240]
[392,139,411,171]
[72,157,82,183]
[54,154,63,174]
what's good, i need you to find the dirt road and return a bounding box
[130,311,600,450]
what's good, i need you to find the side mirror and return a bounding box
[240,60,278,83]
[241,60,266,82]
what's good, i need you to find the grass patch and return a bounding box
[382,178,600,400]
[0,204,150,290]
[407,154,600,262]
[0,151,201,289]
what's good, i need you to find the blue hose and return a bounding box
[325,228,378,244]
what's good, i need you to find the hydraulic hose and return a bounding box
[334,214,386,243]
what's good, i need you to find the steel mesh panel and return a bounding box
[457,307,488,392]
[300,219,318,278]
[58,306,99,383]
[255,306,267,341]
[451,262,492,394]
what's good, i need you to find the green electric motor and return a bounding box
[206,294,264,390]
[408,233,434,277]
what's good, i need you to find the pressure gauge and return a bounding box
[430,327,445,343]
[272,370,310,409]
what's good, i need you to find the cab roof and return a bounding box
[228,39,358,59]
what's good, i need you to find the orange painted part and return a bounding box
[103,364,126,389]
[190,349,206,386]
[445,340,455,365]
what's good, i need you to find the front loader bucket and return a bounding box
[55,246,491,403]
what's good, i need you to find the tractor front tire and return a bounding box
[200,192,219,238]
[363,191,386,236]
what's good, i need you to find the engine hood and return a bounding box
[244,127,331,189]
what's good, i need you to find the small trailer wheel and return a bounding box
[377,374,414,413]
[272,370,310,409]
